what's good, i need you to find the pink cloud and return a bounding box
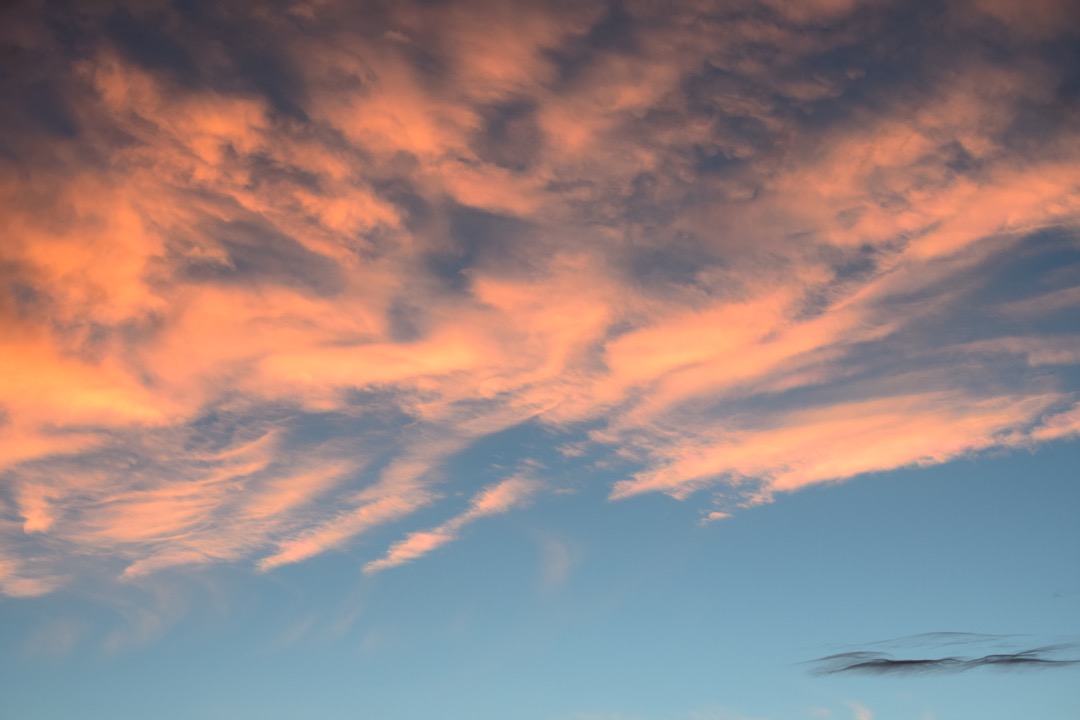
[962,0,1080,38]
[259,490,435,572]
[364,475,538,573]
[0,0,1077,596]
[611,392,1067,500]
[0,553,64,598]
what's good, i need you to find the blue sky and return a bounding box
[2,441,1076,719]
[0,0,1078,717]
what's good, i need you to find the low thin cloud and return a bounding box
[807,634,1080,676]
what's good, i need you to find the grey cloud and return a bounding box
[20,81,80,139]
[436,204,541,286]
[809,647,1080,676]
[807,633,1080,676]
[940,228,1080,340]
[179,219,347,298]
[105,6,202,87]
[38,0,313,121]
[0,260,47,324]
[543,0,642,88]
[472,98,545,172]
[668,0,1078,198]
[384,298,426,343]
[0,29,84,158]
[243,152,323,194]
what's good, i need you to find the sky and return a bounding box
[0,0,1078,717]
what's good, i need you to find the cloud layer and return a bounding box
[1,0,1079,594]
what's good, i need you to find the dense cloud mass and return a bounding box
[1,0,1079,595]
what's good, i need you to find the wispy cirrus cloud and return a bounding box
[0,0,1078,595]
[364,474,539,573]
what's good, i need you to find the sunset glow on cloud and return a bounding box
[0,1,1077,718]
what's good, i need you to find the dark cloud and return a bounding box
[620,231,719,292]
[243,152,323,193]
[105,6,201,86]
[925,227,1080,340]
[0,260,47,324]
[20,81,80,138]
[385,298,426,342]
[179,219,347,298]
[810,647,1080,675]
[431,204,540,289]
[808,634,1080,676]
[0,23,84,158]
[29,0,314,121]
[544,0,641,87]
[225,46,310,122]
[472,99,544,172]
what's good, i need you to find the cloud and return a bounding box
[848,704,873,720]
[812,648,1080,675]
[807,633,1080,676]
[701,512,730,525]
[0,0,1078,595]
[259,489,435,572]
[536,535,578,588]
[610,392,1072,499]
[21,617,86,657]
[364,474,538,573]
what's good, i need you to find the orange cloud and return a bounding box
[364,475,538,573]
[0,0,1077,596]
[612,392,1067,500]
[259,491,434,572]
